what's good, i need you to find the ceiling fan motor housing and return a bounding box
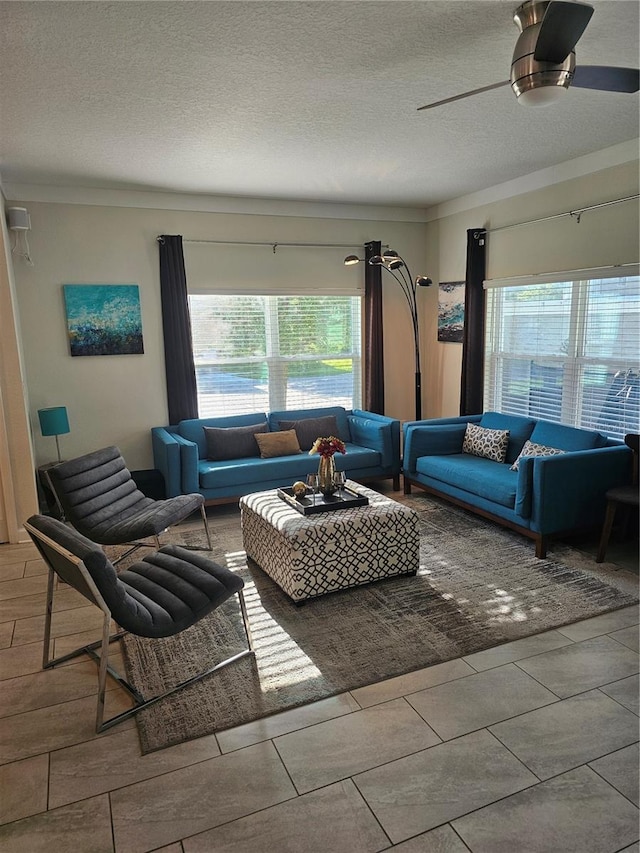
[511,0,575,103]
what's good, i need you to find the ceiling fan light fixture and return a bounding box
[514,81,570,105]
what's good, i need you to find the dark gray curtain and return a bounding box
[460,229,487,415]
[364,240,385,413]
[158,235,198,424]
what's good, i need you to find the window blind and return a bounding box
[484,273,640,439]
[189,294,362,417]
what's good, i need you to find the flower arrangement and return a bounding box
[309,435,346,459]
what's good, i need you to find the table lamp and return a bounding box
[38,406,70,463]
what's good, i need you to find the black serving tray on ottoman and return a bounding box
[277,485,369,515]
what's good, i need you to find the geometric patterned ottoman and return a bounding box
[239,481,419,603]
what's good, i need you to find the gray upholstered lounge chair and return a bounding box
[25,514,254,732]
[47,445,212,559]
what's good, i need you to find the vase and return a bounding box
[317,455,337,496]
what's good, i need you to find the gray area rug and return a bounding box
[120,491,638,753]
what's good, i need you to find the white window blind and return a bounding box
[189,294,362,417]
[484,273,640,439]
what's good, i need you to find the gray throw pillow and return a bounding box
[204,422,268,461]
[277,415,340,451]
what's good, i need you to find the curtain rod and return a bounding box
[487,194,639,234]
[157,238,387,253]
[484,262,639,288]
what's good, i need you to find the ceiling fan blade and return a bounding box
[534,1,594,64]
[572,65,640,93]
[417,80,509,111]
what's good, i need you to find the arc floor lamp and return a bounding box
[345,250,431,420]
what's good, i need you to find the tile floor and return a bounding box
[0,525,638,853]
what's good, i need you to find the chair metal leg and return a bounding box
[42,568,56,669]
[237,588,254,651]
[46,591,256,733]
[95,611,112,732]
[95,643,255,732]
[93,589,256,733]
[201,504,213,550]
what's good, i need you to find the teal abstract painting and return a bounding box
[63,284,144,356]
[437,281,465,343]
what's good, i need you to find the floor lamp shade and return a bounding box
[38,407,70,463]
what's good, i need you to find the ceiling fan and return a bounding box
[418,0,639,110]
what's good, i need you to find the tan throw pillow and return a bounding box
[462,422,509,463]
[254,429,302,458]
[511,439,566,471]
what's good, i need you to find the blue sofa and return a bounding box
[402,412,632,558]
[152,406,401,504]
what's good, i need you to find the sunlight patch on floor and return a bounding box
[242,583,323,692]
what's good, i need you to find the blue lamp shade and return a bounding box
[38,407,70,437]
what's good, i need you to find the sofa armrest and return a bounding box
[348,411,400,472]
[174,434,202,495]
[151,428,183,498]
[402,414,482,432]
[402,422,469,472]
[517,445,632,531]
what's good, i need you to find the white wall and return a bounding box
[10,199,428,470]
[0,193,39,541]
[7,149,639,480]
[423,159,640,418]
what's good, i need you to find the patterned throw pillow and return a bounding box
[462,423,510,463]
[510,439,566,471]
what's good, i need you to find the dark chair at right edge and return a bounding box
[596,433,639,563]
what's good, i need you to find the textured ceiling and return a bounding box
[0,1,638,207]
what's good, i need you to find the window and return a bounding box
[484,271,640,439]
[189,294,362,417]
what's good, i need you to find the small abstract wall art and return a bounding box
[437,281,465,343]
[63,285,144,356]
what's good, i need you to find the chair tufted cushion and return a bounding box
[26,515,244,639]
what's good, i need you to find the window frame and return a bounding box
[188,292,364,418]
[483,266,640,440]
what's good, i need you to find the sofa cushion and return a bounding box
[462,423,509,463]
[277,415,339,451]
[199,443,380,489]
[416,454,517,509]
[529,420,605,451]
[479,412,536,463]
[255,430,302,458]
[511,439,566,471]
[204,422,268,461]
[268,407,351,443]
